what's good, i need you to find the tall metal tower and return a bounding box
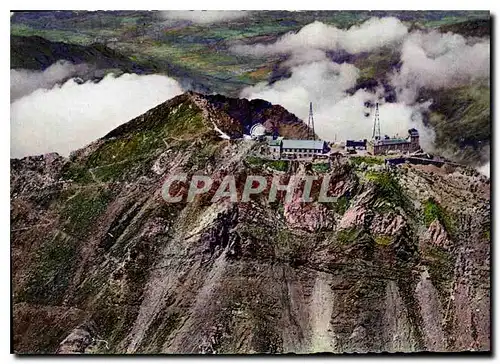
[372,102,381,140]
[307,102,316,140]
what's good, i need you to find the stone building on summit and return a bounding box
[367,128,420,155]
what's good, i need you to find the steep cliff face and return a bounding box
[201,93,311,138]
[11,93,490,354]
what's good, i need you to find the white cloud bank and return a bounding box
[232,17,408,56]
[11,73,183,158]
[241,59,433,147]
[161,10,248,24]
[391,30,490,103]
[11,60,89,102]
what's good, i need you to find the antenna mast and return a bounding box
[308,102,316,140]
[372,102,381,140]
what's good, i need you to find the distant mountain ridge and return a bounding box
[11,35,156,73]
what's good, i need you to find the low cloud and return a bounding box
[10,60,89,102]
[232,17,408,56]
[11,73,183,158]
[240,59,434,147]
[161,10,248,24]
[241,61,360,117]
[391,30,490,103]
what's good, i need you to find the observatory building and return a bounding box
[266,102,329,159]
[268,139,329,160]
[367,103,421,155]
[250,123,267,139]
[368,129,420,155]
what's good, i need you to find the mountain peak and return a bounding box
[102,91,311,143]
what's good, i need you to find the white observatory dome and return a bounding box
[250,123,266,137]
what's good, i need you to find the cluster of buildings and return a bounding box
[345,128,420,155]
[252,102,421,161]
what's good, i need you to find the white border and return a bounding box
[2,1,496,363]
[4,0,496,10]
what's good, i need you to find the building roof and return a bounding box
[281,139,326,150]
[379,138,410,145]
[268,139,282,147]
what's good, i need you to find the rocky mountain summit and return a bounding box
[11,92,490,354]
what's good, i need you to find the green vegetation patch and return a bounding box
[18,232,78,305]
[186,139,222,169]
[374,234,393,246]
[357,65,376,82]
[274,228,311,265]
[138,312,182,353]
[87,100,205,168]
[90,288,140,351]
[241,223,270,242]
[92,154,154,182]
[365,171,410,212]
[92,159,137,182]
[89,240,156,351]
[321,194,350,215]
[335,195,351,215]
[312,162,330,173]
[267,160,289,172]
[423,198,455,234]
[61,163,94,184]
[245,156,289,172]
[69,99,208,182]
[351,156,384,166]
[245,156,265,167]
[426,83,490,163]
[422,245,454,298]
[10,23,93,45]
[336,227,361,245]
[483,230,490,241]
[61,187,113,238]
[73,274,108,307]
[164,101,206,137]
[239,223,311,265]
[482,221,491,241]
[88,130,163,168]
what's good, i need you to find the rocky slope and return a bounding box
[11,93,490,354]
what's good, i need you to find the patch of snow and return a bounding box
[212,122,231,140]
